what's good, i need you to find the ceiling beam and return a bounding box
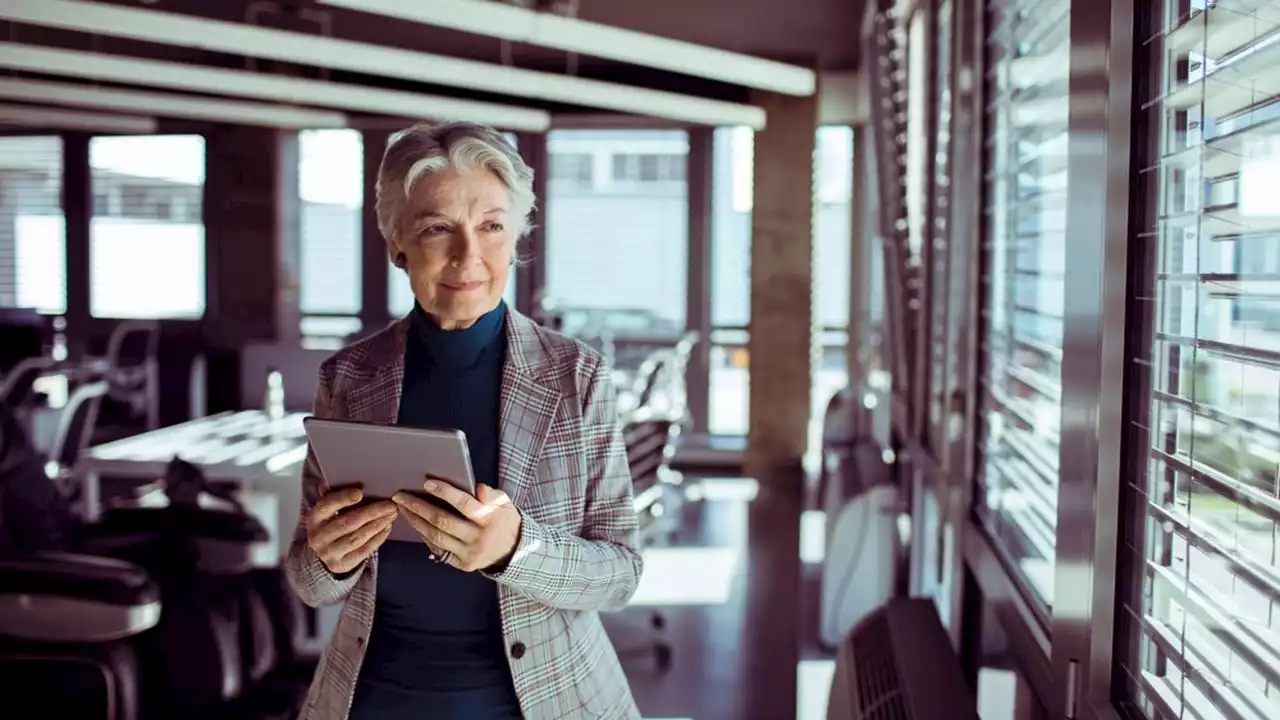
[0,0,766,129]
[317,0,816,96]
[0,43,552,132]
[0,77,350,129]
[0,102,158,134]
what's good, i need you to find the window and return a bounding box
[299,129,363,347]
[1121,3,1280,719]
[706,126,855,437]
[814,126,855,404]
[0,136,65,314]
[975,0,1070,613]
[89,135,205,319]
[388,134,518,318]
[709,126,753,435]
[544,129,688,350]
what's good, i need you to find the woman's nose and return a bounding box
[449,230,482,265]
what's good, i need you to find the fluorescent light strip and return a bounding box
[0,78,349,129]
[318,0,816,97]
[0,42,550,132]
[0,102,157,134]
[0,0,764,129]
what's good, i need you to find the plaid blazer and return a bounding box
[284,309,644,720]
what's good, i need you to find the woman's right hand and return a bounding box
[306,487,398,575]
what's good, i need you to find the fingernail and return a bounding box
[424,479,438,491]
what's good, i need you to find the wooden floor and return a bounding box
[605,475,837,720]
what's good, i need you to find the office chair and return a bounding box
[0,394,158,720]
[614,412,683,671]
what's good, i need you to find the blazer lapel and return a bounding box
[497,311,562,508]
[345,317,408,426]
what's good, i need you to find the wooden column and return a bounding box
[744,90,819,478]
[202,125,299,348]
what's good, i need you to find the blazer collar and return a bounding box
[353,308,561,507]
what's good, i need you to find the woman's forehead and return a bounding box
[408,167,510,215]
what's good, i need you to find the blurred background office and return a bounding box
[1,1,1278,720]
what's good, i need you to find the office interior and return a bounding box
[0,0,1276,719]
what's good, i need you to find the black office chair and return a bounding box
[613,413,683,671]
[84,459,274,719]
[0,398,158,720]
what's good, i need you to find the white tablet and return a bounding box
[302,417,476,543]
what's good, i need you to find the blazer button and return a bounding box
[509,642,526,659]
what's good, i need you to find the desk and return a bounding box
[76,410,311,563]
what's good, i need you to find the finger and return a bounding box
[394,497,481,540]
[399,508,467,555]
[475,484,512,508]
[390,493,482,541]
[310,487,364,526]
[336,523,394,571]
[422,478,486,519]
[313,500,397,547]
[327,511,396,558]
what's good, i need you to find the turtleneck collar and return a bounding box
[408,300,507,371]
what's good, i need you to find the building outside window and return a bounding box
[0,136,65,315]
[298,129,363,348]
[89,135,206,320]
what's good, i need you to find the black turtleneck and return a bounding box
[349,301,522,720]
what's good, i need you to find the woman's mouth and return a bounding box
[441,280,485,292]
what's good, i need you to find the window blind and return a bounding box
[89,135,205,319]
[975,0,1070,613]
[1124,2,1280,719]
[0,136,65,315]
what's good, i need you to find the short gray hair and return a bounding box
[375,122,535,253]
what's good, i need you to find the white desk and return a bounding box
[76,410,311,563]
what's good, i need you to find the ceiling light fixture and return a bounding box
[0,0,764,128]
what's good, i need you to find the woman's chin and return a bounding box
[429,293,500,324]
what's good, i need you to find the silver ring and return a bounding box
[435,550,453,566]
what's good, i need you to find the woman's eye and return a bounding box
[419,225,450,237]
[481,222,504,233]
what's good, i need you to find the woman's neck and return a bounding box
[409,301,506,370]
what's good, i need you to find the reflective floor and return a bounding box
[608,475,836,720]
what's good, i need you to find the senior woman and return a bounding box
[284,122,643,720]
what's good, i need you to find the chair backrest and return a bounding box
[105,320,160,371]
[622,415,679,493]
[0,357,53,408]
[49,381,109,471]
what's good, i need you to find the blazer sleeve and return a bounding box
[484,356,643,612]
[282,362,365,608]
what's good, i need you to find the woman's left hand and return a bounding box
[392,479,522,572]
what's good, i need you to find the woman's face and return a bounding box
[395,167,516,330]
